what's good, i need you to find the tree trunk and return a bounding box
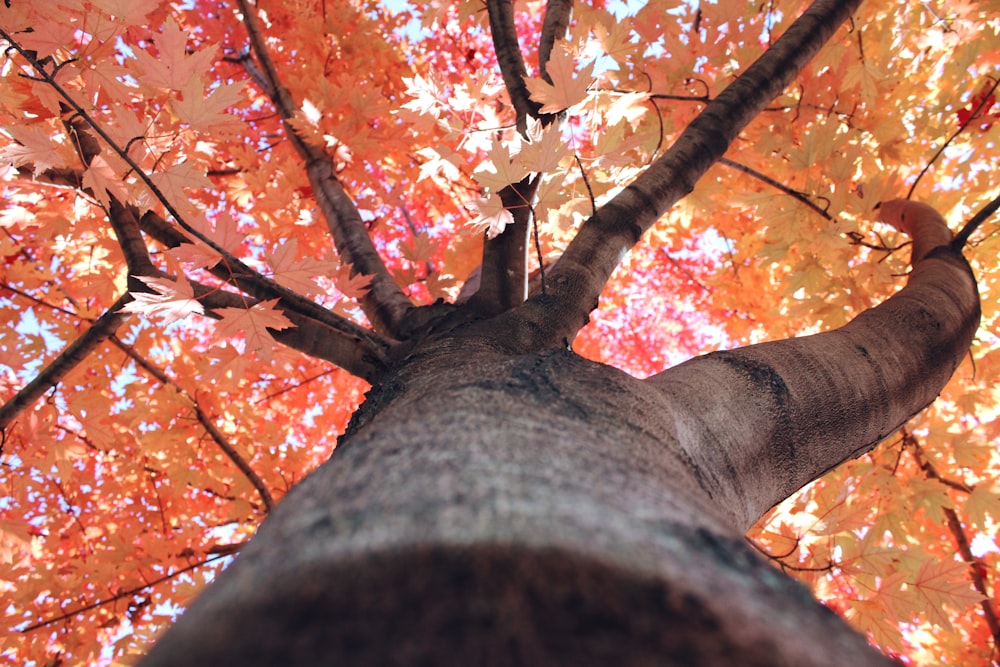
[141,337,898,666]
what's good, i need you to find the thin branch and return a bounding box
[908,78,1000,199]
[906,435,1000,648]
[530,205,547,297]
[20,554,230,633]
[0,293,131,431]
[952,191,1000,250]
[943,506,1000,649]
[231,0,414,336]
[719,157,835,221]
[575,154,597,216]
[110,338,275,512]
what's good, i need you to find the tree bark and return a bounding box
[140,200,978,667]
[142,339,896,666]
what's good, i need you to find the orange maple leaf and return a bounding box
[911,559,985,630]
[213,299,294,362]
[266,239,339,296]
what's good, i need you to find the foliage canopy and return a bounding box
[0,0,998,664]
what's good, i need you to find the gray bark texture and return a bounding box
[141,204,978,667]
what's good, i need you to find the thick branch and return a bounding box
[645,200,980,530]
[18,168,391,378]
[475,0,566,314]
[465,177,538,315]
[516,0,861,347]
[106,199,162,286]
[3,36,396,370]
[0,294,130,430]
[189,284,385,382]
[487,0,541,134]
[539,0,574,82]
[232,0,414,335]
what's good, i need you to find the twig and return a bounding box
[719,157,834,221]
[20,554,230,633]
[908,78,1000,198]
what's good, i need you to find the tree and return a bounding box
[0,0,997,664]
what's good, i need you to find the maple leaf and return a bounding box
[519,118,569,173]
[132,16,217,90]
[957,90,998,132]
[121,275,205,324]
[606,92,651,127]
[962,480,1000,530]
[91,0,161,24]
[911,559,985,630]
[166,242,223,269]
[146,162,214,212]
[474,139,529,191]
[401,73,444,116]
[0,124,72,173]
[467,192,514,239]
[213,299,294,362]
[172,79,245,134]
[266,239,338,296]
[532,172,569,224]
[524,44,595,113]
[333,265,374,299]
[15,18,76,57]
[81,155,129,207]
